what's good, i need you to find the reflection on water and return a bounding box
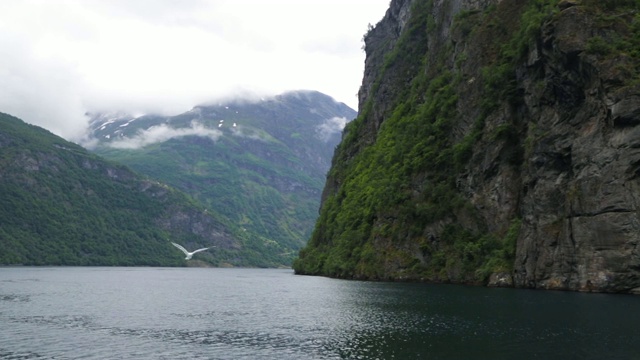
[0,267,639,359]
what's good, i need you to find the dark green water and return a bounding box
[0,267,638,359]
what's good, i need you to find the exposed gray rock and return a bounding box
[508,5,640,293]
[488,272,514,287]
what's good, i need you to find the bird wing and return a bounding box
[171,242,190,255]
[191,247,210,254]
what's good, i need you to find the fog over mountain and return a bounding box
[0,0,388,142]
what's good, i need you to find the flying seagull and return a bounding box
[171,242,212,260]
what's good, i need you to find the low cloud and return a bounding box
[316,116,348,142]
[108,121,221,149]
[0,1,388,143]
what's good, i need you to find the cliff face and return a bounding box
[513,2,640,293]
[295,0,640,293]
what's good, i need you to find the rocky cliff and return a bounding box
[294,0,640,293]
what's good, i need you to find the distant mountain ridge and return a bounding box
[88,90,357,263]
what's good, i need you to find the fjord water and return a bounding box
[1,268,639,360]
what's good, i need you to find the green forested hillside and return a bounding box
[0,112,280,266]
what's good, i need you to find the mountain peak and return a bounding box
[89,89,356,265]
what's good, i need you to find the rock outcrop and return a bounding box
[295,0,640,293]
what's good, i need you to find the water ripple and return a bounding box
[0,294,30,302]
[9,315,95,330]
[106,326,329,356]
[0,349,51,360]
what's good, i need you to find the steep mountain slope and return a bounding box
[0,112,275,266]
[294,0,640,293]
[88,91,356,263]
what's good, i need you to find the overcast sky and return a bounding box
[0,0,389,141]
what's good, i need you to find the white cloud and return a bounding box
[0,25,90,140]
[108,121,222,149]
[0,0,389,142]
[316,116,348,142]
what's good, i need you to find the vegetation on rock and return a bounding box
[295,0,640,293]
